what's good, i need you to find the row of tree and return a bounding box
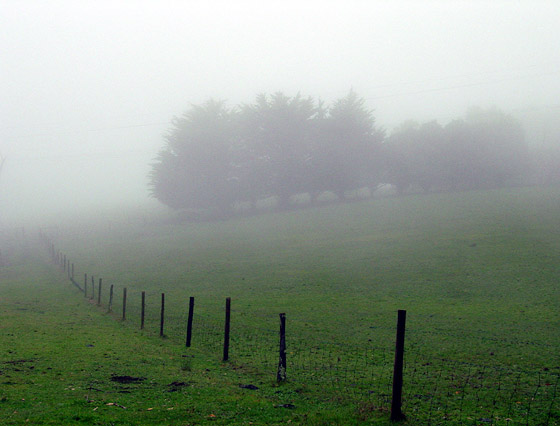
[149,91,530,216]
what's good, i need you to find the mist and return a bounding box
[1,1,559,226]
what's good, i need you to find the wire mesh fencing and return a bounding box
[39,234,560,425]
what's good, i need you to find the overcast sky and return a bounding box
[1,0,559,224]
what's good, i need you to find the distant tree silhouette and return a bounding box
[149,100,236,216]
[384,108,528,193]
[313,90,385,199]
[237,92,319,208]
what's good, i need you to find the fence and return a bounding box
[38,231,560,425]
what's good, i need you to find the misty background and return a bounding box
[1,1,559,225]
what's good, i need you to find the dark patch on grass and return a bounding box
[239,384,259,390]
[3,359,34,364]
[167,381,189,392]
[110,375,145,384]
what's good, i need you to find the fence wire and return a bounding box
[38,234,560,425]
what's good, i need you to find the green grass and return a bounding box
[1,185,560,424]
[0,253,354,425]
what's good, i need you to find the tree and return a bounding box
[237,92,319,208]
[384,120,445,194]
[149,91,385,216]
[149,100,236,216]
[443,107,528,190]
[313,90,384,199]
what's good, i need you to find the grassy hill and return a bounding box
[1,185,559,424]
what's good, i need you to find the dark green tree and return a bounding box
[313,90,384,199]
[149,100,236,216]
[238,92,319,208]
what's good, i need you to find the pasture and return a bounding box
[1,185,559,425]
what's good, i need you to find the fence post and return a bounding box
[84,274,88,297]
[390,309,407,422]
[141,291,145,329]
[71,263,74,280]
[108,284,114,313]
[90,276,95,300]
[160,293,165,337]
[122,288,127,320]
[186,296,195,347]
[223,297,231,361]
[277,313,287,382]
[97,278,102,306]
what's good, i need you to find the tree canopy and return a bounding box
[149,94,530,218]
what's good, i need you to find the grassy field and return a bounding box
[1,185,559,425]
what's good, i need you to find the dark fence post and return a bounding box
[391,309,407,422]
[277,313,287,382]
[122,288,127,320]
[71,263,74,280]
[186,296,195,347]
[141,291,145,329]
[223,297,231,361]
[84,274,88,297]
[160,293,165,337]
[90,276,95,300]
[97,278,102,306]
[108,284,114,313]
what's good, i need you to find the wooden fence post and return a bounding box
[186,296,195,347]
[122,288,127,320]
[277,313,287,382]
[71,263,74,280]
[223,297,231,361]
[90,276,95,300]
[84,274,88,297]
[160,293,165,337]
[108,284,114,313]
[141,291,145,329]
[390,309,407,422]
[97,278,102,306]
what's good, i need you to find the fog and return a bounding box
[1,1,559,225]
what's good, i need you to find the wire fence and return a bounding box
[34,232,560,425]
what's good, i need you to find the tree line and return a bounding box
[149,91,532,217]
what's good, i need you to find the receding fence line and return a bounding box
[186,296,195,347]
[160,293,165,337]
[391,309,407,422]
[223,297,231,362]
[141,291,146,330]
[41,238,558,426]
[122,288,127,320]
[277,312,287,382]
